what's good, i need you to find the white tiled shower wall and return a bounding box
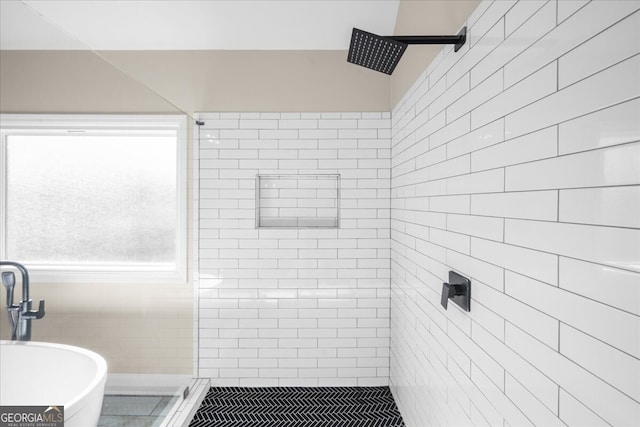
[195,112,391,386]
[390,1,640,426]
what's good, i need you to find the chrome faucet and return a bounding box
[1,261,45,341]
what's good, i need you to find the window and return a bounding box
[0,115,187,283]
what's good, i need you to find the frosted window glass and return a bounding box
[5,134,177,268]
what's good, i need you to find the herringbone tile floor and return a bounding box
[189,386,405,426]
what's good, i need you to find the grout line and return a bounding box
[391,231,640,318]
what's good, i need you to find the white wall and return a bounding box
[194,112,391,386]
[390,1,640,426]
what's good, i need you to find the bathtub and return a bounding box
[0,340,107,427]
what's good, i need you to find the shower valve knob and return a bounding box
[441,271,471,312]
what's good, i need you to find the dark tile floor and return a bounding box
[98,395,178,427]
[189,386,405,427]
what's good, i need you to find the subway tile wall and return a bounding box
[390,1,640,426]
[194,112,391,386]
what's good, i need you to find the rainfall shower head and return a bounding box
[347,28,408,75]
[347,26,467,75]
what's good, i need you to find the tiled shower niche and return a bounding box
[256,174,340,228]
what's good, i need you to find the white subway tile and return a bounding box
[469,1,516,47]
[415,145,446,169]
[447,250,504,291]
[198,112,390,384]
[559,98,640,155]
[471,237,558,285]
[259,149,297,159]
[239,119,278,129]
[429,155,471,181]
[299,129,337,139]
[470,190,558,221]
[505,0,548,37]
[471,126,557,172]
[279,139,317,150]
[559,257,640,316]
[278,159,318,169]
[470,365,533,427]
[559,10,640,88]
[505,55,640,139]
[338,129,378,139]
[358,119,391,129]
[559,186,640,228]
[560,323,640,402]
[388,3,640,426]
[472,324,559,413]
[557,1,589,23]
[446,169,505,195]
[429,77,470,118]
[447,19,505,90]
[505,142,640,191]
[410,78,440,119]
[558,390,608,427]
[505,271,640,359]
[473,1,555,89]
[447,119,504,159]
[430,114,471,149]
[444,322,505,389]
[505,374,564,426]
[259,129,298,139]
[505,218,640,273]
[473,62,558,130]
[279,119,317,129]
[466,0,492,35]
[221,129,259,139]
[505,323,640,426]
[469,300,505,341]
[319,119,357,129]
[505,0,640,87]
[201,119,238,129]
[447,214,504,242]
[448,70,503,124]
[430,228,471,254]
[473,280,559,349]
[430,195,470,215]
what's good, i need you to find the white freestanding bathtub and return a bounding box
[0,340,107,427]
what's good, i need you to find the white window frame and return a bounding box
[0,114,188,283]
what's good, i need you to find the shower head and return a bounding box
[347,28,408,75]
[347,26,467,75]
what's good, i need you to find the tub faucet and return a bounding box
[1,261,45,341]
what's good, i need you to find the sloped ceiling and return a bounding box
[1,0,400,50]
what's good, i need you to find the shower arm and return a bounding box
[388,27,467,52]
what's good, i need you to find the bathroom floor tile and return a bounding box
[188,386,405,426]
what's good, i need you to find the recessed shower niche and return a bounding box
[255,174,340,228]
